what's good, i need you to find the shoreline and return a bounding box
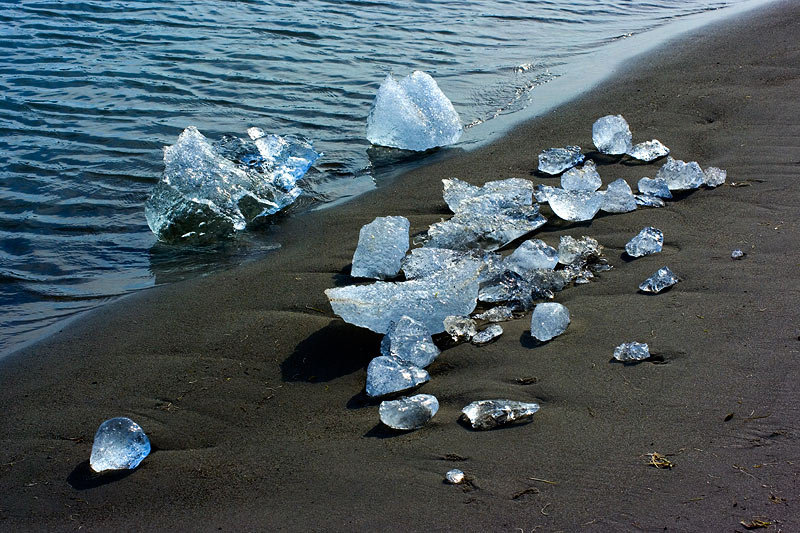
[1,1,798,530]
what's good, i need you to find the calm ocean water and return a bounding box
[0,0,759,354]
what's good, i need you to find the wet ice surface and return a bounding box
[537,146,584,175]
[530,302,570,341]
[639,266,679,294]
[445,469,465,484]
[380,316,440,368]
[504,239,559,273]
[90,417,151,473]
[472,324,503,345]
[600,178,637,213]
[473,306,514,322]
[443,178,533,213]
[558,236,603,266]
[351,216,410,279]
[561,160,602,191]
[613,342,651,362]
[548,189,604,221]
[656,157,705,190]
[627,139,670,161]
[366,356,430,398]
[704,166,727,187]
[426,205,546,252]
[366,71,462,151]
[625,227,664,257]
[635,194,666,208]
[592,115,633,155]
[379,394,439,430]
[637,177,673,198]
[444,316,478,341]
[731,249,746,259]
[461,399,540,430]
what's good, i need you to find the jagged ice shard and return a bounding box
[627,139,670,162]
[461,399,540,430]
[625,227,664,257]
[639,266,679,294]
[366,71,462,151]
[655,157,705,191]
[558,235,603,266]
[538,146,584,175]
[613,342,651,362]
[548,189,603,222]
[561,160,602,191]
[444,315,477,341]
[366,356,429,398]
[351,216,410,279]
[530,302,570,341]
[90,417,151,473]
[592,115,633,155]
[379,394,439,430]
[474,306,514,322]
[380,315,440,368]
[145,126,320,243]
[600,178,637,213]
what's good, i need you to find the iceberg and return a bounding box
[351,216,410,279]
[625,227,663,257]
[639,266,679,294]
[627,139,670,161]
[592,115,633,155]
[530,302,569,342]
[366,71,462,151]
[380,315,440,368]
[379,394,439,430]
[613,342,650,362]
[561,160,602,191]
[90,417,151,473]
[538,146,584,175]
[366,356,429,398]
[461,399,540,430]
[655,157,705,191]
[548,189,603,222]
[600,178,637,213]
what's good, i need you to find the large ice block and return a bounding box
[379,394,439,430]
[592,115,633,155]
[655,157,705,191]
[538,146,584,175]
[366,356,429,398]
[90,417,151,473]
[351,216,410,279]
[547,189,603,222]
[380,315,440,368]
[461,399,540,430]
[600,178,637,213]
[530,302,569,342]
[443,178,533,214]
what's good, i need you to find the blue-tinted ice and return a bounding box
[504,239,558,274]
[530,302,569,341]
[561,160,602,191]
[90,417,151,473]
[380,315,440,368]
[639,266,679,293]
[600,178,637,213]
[627,139,669,161]
[637,177,672,198]
[351,216,410,279]
[538,146,584,175]
[379,394,439,430]
[548,189,603,222]
[366,356,429,398]
[703,166,727,187]
[592,115,633,155]
[613,342,650,362]
[625,227,663,257]
[472,324,503,345]
[655,157,705,191]
[461,399,540,430]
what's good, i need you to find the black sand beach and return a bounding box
[1,1,798,530]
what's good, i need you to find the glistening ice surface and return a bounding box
[89,417,151,473]
[351,216,410,279]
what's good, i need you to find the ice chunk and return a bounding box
[460,399,540,430]
[478,270,562,309]
[600,178,637,213]
[534,184,558,204]
[425,205,546,251]
[444,315,477,341]
[548,189,603,221]
[472,324,503,345]
[473,306,514,322]
[445,469,465,484]
[380,315,440,368]
[655,157,705,191]
[627,139,670,161]
[351,216,410,279]
[592,115,633,155]
[639,266,679,294]
[90,417,151,473]
[145,126,319,243]
[443,178,533,213]
[379,394,439,430]
[366,356,430,398]
[561,160,602,191]
[504,239,558,273]
[637,177,672,199]
[613,342,650,362]
[538,146,584,175]
[366,71,462,151]
[530,302,569,342]
[731,249,746,259]
[558,236,603,266]
[635,194,666,208]
[625,227,663,257]
[401,247,483,281]
[704,166,727,187]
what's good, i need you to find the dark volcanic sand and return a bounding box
[1,1,798,530]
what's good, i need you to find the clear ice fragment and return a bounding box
[627,139,670,161]
[351,216,410,279]
[366,71,462,151]
[379,394,439,430]
[443,178,533,213]
[472,324,503,345]
[548,189,603,221]
[445,469,465,484]
[731,249,746,259]
[655,157,705,191]
[613,342,651,362]
[561,160,602,191]
[592,115,633,155]
[558,236,603,266]
[380,315,440,368]
[704,166,727,187]
[637,177,672,198]
[635,194,666,208]
[473,306,514,322]
[600,178,637,213]
[530,302,570,342]
[504,239,558,273]
[639,266,679,294]
[401,247,483,281]
[534,184,558,204]
[625,227,664,257]
[538,146,584,175]
[444,315,477,341]
[460,399,540,430]
[425,205,546,251]
[90,417,151,473]
[366,356,430,398]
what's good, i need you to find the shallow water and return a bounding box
[0,0,755,354]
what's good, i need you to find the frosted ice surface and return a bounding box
[530,302,569,341]
[473,306,514,322]
[366,71,462,151]
[444,315,477,341]
[472,324,503,345]
[351,216,410,279]
[637,177,672,199]
[90,417,151,473]
[558,236,602,266]
[461,399,540,430]
[561,160,602,191]
[625,227,663,257]
[548,189,603,222]
[380,315,440,368]
[731,249,746,259]
[627,139,670,161]
[635,194,666,208]
[639,266,679,294]
[613,342,651,362]
[504,239,558,273]
[704,166,727,187]
[443,178,533,213]
[592,115,633,155]
[366,356,429,398]
[445,469,465,484]
[655,157,705,191]
[379,394,439,430]
[600,178,637,213]
[538,146,584,175]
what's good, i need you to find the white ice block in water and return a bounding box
[561,160,602,191]
[530,302,570,342]
[504,239,558,273]
[461,399,540,430]
[625,227,663,257]
[655,157,705,191]
[351,216,410,279]
[538,146,584,175]
[637,177,672,199]
[90,417,151,473]
[380,315,440,368]
[548,189,603,222]
[366,71,462,151]
[639,266,679,293]
[600,178,637,213]
[366,356,429,398]
[379,394,439,430]
[703,166,727,187]
[627,139,669,161]
[592,115,633,155]
[613,342,650,362]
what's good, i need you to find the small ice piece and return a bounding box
[443,178,533,213]
[530,302,569,342]
[561,160,602,191]
[600,178,637,213]
[444,315,477,341]
[625,227,664,257]
[655,157,705,191]
[445,469,465,484]
[613,342,651,362]
[90,417,151,473]
[637,177,672,199]
[351,216,410,279]
[366,71,462,151]
[704,166,727,187]
[548,189,603,222]
[473,306,514,322]
[558,235,602,266]
[366,356,430,398]
[379,394,439,430]
[460,399,540,430]
[472,324,503,345]
[731,249,746,259]
[381,315,440,368]
[592,115,633,155]
[534,184,558,204]
[538,146,584,175]
[639,266,679,294]
[635,194,666,208]
[504,239,558,273]
[627,139,670,161]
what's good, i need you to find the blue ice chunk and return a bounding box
[90,417,151,473]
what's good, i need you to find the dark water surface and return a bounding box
[0,0,758,354]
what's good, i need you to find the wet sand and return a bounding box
[1,1,798,530]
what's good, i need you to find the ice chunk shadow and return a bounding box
[281,322,379,382]
[608,353,665,365]
[67,459,136,490]
[581,151,624,166]
[363,423,416,439]
[519,332,550,349]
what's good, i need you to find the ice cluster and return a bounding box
[90,417,151,473]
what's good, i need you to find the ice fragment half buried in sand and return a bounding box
[380,315,440,368]
[366,71,462,151]
[461,399,540,430]
[379,394,439,430]
[592,115,633,155]
[561,160,602,191]
[472,324,503,345]
[90,417,151,473]
[366,356,429,398]
[613,342,651,362]
[625,227,663,257]
[600,178,637,213]
[655,157,705,191]
[639,266,679,294]
[627,139,670,162]
[530,302,570,342]
[351,216,410,279]
[538,146,584,175]
[548,189,603,222]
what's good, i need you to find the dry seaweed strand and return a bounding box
[646,452,674,469]
[740,519,772,529]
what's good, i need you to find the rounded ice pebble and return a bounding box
[530,302,570,342]
[90,417,151,473]
[445,469,465,484]
[592,115,633,155]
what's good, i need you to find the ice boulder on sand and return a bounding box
[592,115,633,155]
[90,417,151,473]
[351,216,410,279]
